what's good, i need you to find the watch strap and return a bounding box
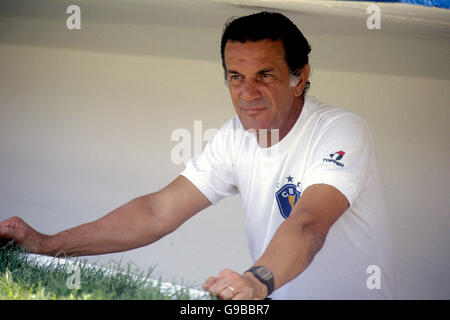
[245,265,274,296]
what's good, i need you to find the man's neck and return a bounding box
[257,96,305,148]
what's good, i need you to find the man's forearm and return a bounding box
[39,195,168,257]
[251,214,325,291]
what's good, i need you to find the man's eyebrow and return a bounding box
[258,68,275,73]
[227,68,275,75]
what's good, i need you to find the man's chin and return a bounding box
[238,116,267,131]
[242,124,266,133]
[242,125,274,136]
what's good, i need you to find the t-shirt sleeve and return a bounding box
[302,113,374,206]
[180,120,239,205]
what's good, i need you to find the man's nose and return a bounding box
[241,79,262,101]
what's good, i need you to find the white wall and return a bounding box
[0,44,252,287]
[0,0,448,298]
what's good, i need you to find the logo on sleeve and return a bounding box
[275,175,302,219]
[323,151,345,167]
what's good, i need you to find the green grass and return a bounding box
[0,244,206,300]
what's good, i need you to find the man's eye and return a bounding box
[230,75,241,80]
[259,73,274,82]
[259,73,274,80]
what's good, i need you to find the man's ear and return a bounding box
[294,64,310,97]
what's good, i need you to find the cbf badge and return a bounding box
[275,175,302,219]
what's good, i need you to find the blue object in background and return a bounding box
[349,0,450,9]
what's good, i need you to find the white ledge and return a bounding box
[25,253,210,300]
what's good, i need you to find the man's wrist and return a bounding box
[37,233,61,256]
[243,271,269,299]
[244,265,274,297]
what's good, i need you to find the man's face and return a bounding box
[224,39,303,135]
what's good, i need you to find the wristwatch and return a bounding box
[245,265,274,296]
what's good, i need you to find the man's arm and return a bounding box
[0,175,211,257]
[203,183,349,299]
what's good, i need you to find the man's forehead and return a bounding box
[224,39,287,69]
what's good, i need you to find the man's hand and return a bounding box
[203,269,268,300]
[0,216,49,253]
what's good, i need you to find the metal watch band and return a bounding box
[245,265,274,296]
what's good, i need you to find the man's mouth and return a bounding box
[241,107,267,115]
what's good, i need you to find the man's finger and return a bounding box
[214,278,245,300]
[0,225,12,237]
[216,285,237,300]
[232,292,252,300]
[202,276,217,291]
[212,277,233,296]
[0,225,15,247]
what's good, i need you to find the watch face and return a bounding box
[256,266,273,281]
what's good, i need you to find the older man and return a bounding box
[0,12,396,300]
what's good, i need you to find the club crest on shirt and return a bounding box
[275,175,302,219]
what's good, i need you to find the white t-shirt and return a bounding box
[181,96,397,299]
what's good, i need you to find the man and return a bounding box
[0,12,396,299]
